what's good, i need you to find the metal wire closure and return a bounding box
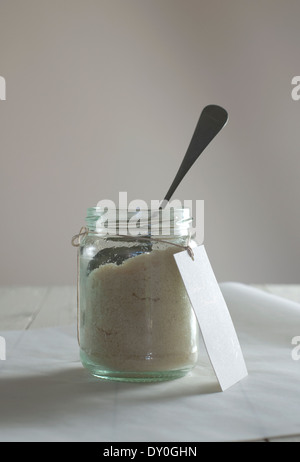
[71,226,194,260]
[71,226,89,247]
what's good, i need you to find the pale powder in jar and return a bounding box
[81,246,198,371]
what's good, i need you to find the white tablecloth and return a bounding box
[0,282,299,442]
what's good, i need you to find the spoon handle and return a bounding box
[162,105,228,204]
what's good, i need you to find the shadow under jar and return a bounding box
[78,207,199,382]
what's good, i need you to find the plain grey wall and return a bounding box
[0,0,299,285]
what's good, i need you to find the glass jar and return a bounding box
[76,207,199,382]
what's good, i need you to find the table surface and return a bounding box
[1,283,300,443]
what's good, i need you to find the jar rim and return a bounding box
[85,207,192,236]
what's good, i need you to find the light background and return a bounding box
[0,0,299,285]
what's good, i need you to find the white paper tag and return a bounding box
[174,245,248,391]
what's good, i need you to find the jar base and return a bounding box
[90,370,189,383]
[80,350,192,383]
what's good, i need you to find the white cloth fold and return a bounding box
[0,282,299,442]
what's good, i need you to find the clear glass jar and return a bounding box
[77,207,199,382]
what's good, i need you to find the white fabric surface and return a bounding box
[0,282,300,442]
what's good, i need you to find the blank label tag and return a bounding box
[174,245,248,391]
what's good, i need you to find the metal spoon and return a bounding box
[87,105,228,273]
[160,104,228,207]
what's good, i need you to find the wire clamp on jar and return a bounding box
[71,227,89,247]
[71,227,194,260]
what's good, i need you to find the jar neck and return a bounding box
[85,208,192,238]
